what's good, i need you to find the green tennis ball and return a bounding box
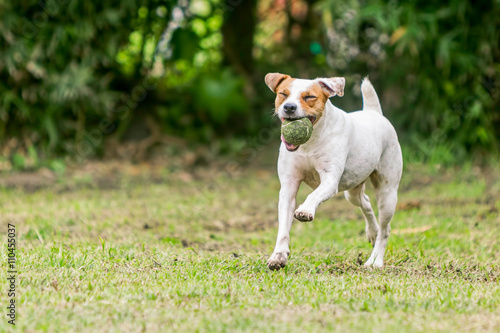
[281,118,313,145]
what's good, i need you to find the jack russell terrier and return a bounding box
[265,73,402,270]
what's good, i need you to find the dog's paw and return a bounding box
[363,261,384,268]
[267,252,288,270]
[364,253,384,268]
[294,205,315,222]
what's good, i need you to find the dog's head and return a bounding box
[265,73,345,150]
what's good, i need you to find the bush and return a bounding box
[0,0,498,168]
[319,0,499,158]
[0,0,174,159]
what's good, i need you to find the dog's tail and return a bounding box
[361,78,382,114]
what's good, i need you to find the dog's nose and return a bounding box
[283,103,297,114]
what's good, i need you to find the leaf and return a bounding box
[44,115,59,149]
[170,28,200,62]
[390,26,406,45]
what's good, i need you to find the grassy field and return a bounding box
[1,161,499,332]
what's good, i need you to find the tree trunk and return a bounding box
[221,0,257,79]
[285,0,321,76]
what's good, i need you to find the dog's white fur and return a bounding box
[266,74,403,270]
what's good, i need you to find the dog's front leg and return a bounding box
[267,179,300,270]
[294,172,338,222]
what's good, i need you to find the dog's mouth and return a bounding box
[280,116,317,152]
[281,115,317,125]
[281,134,299,151]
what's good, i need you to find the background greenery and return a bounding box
[1,0,499,169]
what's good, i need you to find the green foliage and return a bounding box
[0,0,175,158]
[193,69,248,124]
[320,0,500,157]
[170,28,201,62]
[0,0,498,166]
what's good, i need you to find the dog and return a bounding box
[265,73,402,270]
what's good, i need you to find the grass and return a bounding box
[1,161,499,332]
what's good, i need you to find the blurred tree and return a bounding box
[0,0,174,161]
[285,0,323,75]
[221,0,257,79]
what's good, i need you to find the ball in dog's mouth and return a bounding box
[281,134,300,151]
[281,116,316,151]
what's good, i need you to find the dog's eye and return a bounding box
[279,92,288,97]
[304,95,317,101]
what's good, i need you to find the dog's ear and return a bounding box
[265,73,291,93]
[316,77,345,97]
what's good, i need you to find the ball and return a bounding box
[281,117,313,145]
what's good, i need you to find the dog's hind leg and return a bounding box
[364,147,402,267]
[345,183,379,246]
[364,182,398,267]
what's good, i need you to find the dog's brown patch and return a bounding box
[274,78,295,110]
[299,83,328,123]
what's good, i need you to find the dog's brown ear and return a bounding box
[265,73,290,93]
[316,77,345,97]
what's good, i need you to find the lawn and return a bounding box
[1,160,499,332]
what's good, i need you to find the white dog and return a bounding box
[265,73,403,270]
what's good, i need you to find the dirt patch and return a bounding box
[0,168,57,192]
